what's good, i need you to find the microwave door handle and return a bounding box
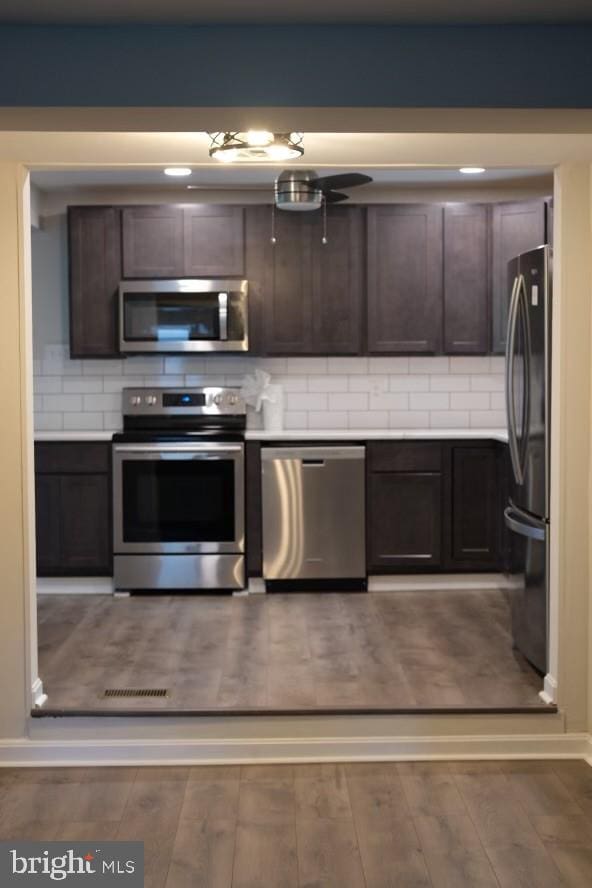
[218,292,228,341]
[505,274,522,485]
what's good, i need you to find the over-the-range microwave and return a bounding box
[118,279,249,353]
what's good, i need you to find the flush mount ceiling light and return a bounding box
[459,166,486,174]
[164,167,192,177]
[208,131,304,163]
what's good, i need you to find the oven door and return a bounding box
[113,442,244,555]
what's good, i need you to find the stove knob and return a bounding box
[130,395,142,406]
[213,394,223,407]
[228,394,238,406]
[145,395,157,406]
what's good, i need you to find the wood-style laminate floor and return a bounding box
[2,760,592,887]
[37,589,545,713]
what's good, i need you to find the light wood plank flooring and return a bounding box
[1,761,592,887]
[37,589,544,713]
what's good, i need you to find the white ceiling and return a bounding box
[31,166,552,192]
[1,0,591,23]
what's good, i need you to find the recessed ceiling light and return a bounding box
[459,167,486,175]
[164,167,192,177]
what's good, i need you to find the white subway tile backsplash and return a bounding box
[409,357,449,374]
[35,412,63,431]
[430,411,471,428]
[103,376,144,393]
[287,357,327,374]
[470,410,506,428]
[329,392,367,411]
[449,356,491,374]
[489,356,505,373]
[284,411,308,429]
[62,377,103,394]
[34,354,506,435]
[430,375,471,392]
[451,392,490,410]
[389,410,430,429]
[82,359,122,376]
[35,376,62,394]
[43,394,83,412]
[368,357,409,374]
[409,392,450,411]
[470,374,505,392]
[308,411,348,429]
[83,393,121,412]
[307,376,348,393]
[348,411,389,429]
[349,376,388,394]
[63,412,104,431]
[287,392,327,411]
[369,392,408,411]
[389,376,429,392]
[328,357,368,375]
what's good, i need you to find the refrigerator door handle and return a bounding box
[505,274,523,484]
[504,506,546,541]
[517,274,532,483]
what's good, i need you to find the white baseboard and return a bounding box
[368,573,516,593]
[36,577,113,595]
[1,732,590,768]
[31,678,47,709]
[539,673,558,705]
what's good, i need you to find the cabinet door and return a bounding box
[449,445,500,568]
[68,206,121,358]
[59,474,111,574]
[491,200,546,354]
[258,209,314,354]
[183,205,244,276]
[368,472,442,570]
[35,475,62,575]
[443,204,489,354]
[122,206,184,278]
[367,204,443,354]
[310,207,364,354]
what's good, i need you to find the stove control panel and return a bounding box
[122,387,246,417]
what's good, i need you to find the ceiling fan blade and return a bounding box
[324,191,350,204]
[311,173,373,192]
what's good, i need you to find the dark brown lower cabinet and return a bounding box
[368,471,442,571]
[444,444,501,570]
[35,443,112,577]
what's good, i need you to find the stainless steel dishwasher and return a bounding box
[261,446,366,586]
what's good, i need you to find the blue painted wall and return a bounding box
[1,24,591,107]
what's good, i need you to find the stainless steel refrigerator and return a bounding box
[504,244,551,674]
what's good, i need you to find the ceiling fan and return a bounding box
[274,169,373,211]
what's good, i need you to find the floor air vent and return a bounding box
[103,688,169,699]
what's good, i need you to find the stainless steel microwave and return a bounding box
[118,279,249,353]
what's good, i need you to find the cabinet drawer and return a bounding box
[368,441,442,473]
[35,442,110,474]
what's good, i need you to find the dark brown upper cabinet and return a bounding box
[122,205,244,278]
[367,204,443,354]
[122,205,184,278]
[491,199,547,354]
[183,205,244,276]
[68,206,122,358]
[245,205,363,355]
[443,204,490,355]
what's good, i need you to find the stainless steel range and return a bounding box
[112,387,246,592]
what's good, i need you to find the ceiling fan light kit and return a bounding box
[208,131,304,162]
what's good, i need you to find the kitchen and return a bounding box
[31,136,553,715]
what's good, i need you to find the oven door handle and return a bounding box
[113,443,243,454]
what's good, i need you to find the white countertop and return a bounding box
[35,428,508,443]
